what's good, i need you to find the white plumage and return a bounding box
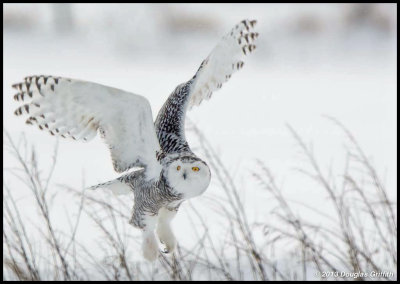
[189,19,258,108]
[12,19,259,261]
[14,77,162,180]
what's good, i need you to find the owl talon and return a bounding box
[157,224,177,253]
[11,19,257,266]
[157,232,177,253]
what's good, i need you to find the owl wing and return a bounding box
[155,19,258,154]
[188,19,258,109]
[12,76,162,181]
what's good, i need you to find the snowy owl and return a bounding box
[12,19,258,261]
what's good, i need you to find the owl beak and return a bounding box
[183,172,187,180]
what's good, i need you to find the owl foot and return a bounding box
[142,232,159,261]
[157,224,177,254]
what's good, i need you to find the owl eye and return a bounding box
[177,166,181,171]
[192,167,200,172]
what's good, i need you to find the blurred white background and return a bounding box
[3,3,397,280]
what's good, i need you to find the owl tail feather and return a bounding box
[87,179,132,196]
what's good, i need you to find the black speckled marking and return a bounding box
[155,81,194,155]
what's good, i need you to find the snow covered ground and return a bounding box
[3,3,397,280]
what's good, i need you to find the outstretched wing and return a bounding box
[87,168,145,195]
[188,19,258,108]
[12,75,162,180]
[155,19,258,154]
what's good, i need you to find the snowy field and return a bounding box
[3,4,397,280]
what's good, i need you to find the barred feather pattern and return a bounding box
[11,19,257,253]
[188,19,258,108]
[12,75,80,139]
[155,19,258,155]
[89,167,183,229]
[155,82,193,154]
[123,154,203,227]
[12,75,162,179]
[127,173,182,229]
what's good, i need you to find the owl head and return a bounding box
[164,154,211,199]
